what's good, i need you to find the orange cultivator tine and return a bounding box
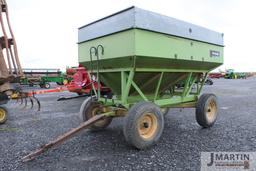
[11,91,41,111]
[22,97,27,109]
[29,97,34,109]
[20,91,41,111]
[32,96,41,111]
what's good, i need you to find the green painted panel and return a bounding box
[78,30,135,63]
[79,28,223,72]
[79,57,134,71]
[78,29,224,63]
[135,57,220,71]
[135,29,223,64]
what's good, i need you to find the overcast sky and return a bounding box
[6,0,256,72]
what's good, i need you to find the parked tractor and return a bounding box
[224,69,247,79]
[225,69,237,79]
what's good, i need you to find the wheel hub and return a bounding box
[138,113,158,140]
[206,100,217,122]
[143,122,149,128]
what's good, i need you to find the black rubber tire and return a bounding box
[0,106,8,124]
[196,94,218,128]
[123,102,164,149]
[44,83,51,89]
[80,97,112,131]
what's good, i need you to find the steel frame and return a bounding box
[95,68,208,109]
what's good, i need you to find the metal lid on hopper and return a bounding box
[78,6,224,46]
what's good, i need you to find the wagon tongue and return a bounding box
[22,113,108,162]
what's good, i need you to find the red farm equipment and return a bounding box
[65,67,111,96]
[65,67,96,95]
[29,66,111,101]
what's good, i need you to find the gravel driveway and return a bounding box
[1,77,256,171]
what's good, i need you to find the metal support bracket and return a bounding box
[122,70,134,104]
[154,72,164,101]
[131,80,148,101]
[182,72,192,97]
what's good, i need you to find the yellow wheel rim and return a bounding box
[0,108,6,122]
[138,113,158,140]
[206,100,217,122]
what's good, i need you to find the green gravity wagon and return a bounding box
[23,7,224,161]
[78,6,223,148]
